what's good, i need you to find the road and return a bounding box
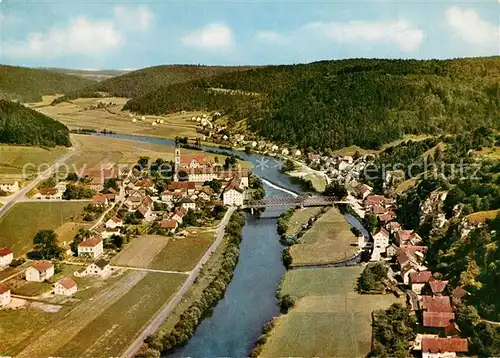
[0,140,80,220]
[121,206,236,358]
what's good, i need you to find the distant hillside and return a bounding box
[53,65,256,103]
[0,65,96,102]
[0,100,71,147]
[124,57,500,150]
[42,68,132,82]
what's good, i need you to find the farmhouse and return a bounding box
[171,207,187,223]
[105,216,123,229]
[0,248,13,266]
[91,194,109,207]
[76,259,111,277]
[421,337,468,358]
[54,277,77,296]
[26,261,54,282]
[0,283,11,307]
[0,179,20,193]
[160,219,178,233]
[78,235,104,259]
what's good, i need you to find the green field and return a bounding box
[54,272,186,357]
[289,207,359,266]
[149,229,215,272]
[285,207,323,238]
[0,145,68,176]
[5,269,185,357]
[260,266,401,357]
[0,201,87,255]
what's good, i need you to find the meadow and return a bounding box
[260,266,401,357]
[285,207,323,238]
[36,97,203,140]
[289,207,359,266]
[0,145,68,177]
[0,201,88,255]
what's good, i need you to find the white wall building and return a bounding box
[0,248,13,267]
[54,277,78,296]
[0,283,11,307]
[0,179,19,193]
[78,236,104,259]
[26,261,54,282]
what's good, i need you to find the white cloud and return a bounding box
[256,19,423,52]
[306,19,423,52]
[445,6,499,48]
[114,5,153,31]
[182,23,233,51]
[3,17,123,59]
[3,6,153,60]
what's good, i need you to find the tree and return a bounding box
[204,179,222,194]
[363,212,379,234]
[137,156,150,169]
[70,229,92,255]
[279,294,296,313]
[281,159,296,173]
[223,156,238,170]
[323,181,348,200]
[31,230,63,260]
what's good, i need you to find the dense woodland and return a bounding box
[369,128,500,355]
[53,65,255,104]
[0,100,71,147]
[124,57,499,150]
[0,65,94,102]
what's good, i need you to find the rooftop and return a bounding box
[56,277,77,289]
[421,337,468,353]
[31,260,54,273]
[78,235,103,248]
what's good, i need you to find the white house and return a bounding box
[373,228,390,249]
[26,261,54,282]
[294,149,301,157]
[76,259,111,278]
[0,248,13,267]
[0,179,19,193]
[105,217,123,229]
[54,277,78,296]
[78,235,104,259]
[0,283,11,307]
[223,185,244,206]
[178,197,196,211]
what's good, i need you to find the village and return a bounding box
[0,147,251,323]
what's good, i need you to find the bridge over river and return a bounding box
[245,195,349,209]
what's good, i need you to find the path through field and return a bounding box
[16,270,146,358]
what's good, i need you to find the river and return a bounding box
[94,133,365,357]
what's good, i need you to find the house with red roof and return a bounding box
[26,261,54,282]
[410,270,433,294]
[78,235,104,259]
[105,216,123,229]
[160,219,178,233]
[91,194,109,207]
[0,248,13,267]
[54,277,78,296]
[181,154,212,169]
[429,280,449,295]
[395,230,423,246]
[421,337,468,358]
[0,282,11,306]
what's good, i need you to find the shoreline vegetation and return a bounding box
[136,210,246,357]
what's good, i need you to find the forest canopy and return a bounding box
[123,57,500,151]
[0,100,71,147]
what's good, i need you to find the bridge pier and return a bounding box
[250,207,254,215]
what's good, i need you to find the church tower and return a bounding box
[174,146,181,182]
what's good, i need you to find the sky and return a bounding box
[0,0,498,69]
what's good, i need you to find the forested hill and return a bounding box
[124,57,500,151]
[53,65,257,103]
[0,100,71,147]
[0,65,95,102]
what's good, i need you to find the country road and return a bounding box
[0,140,80,220]
[121,206,236,358]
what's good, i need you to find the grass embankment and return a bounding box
[0,201,88,255]
[289,207,359,266]
[255,267,400,357]
[283,207,322,238]
[136,210,246,357]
